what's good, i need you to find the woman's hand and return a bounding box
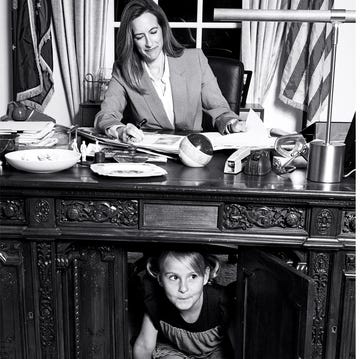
[117,123,144,143]
[226,119,246,134]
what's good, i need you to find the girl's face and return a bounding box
[158,255,210,315]
[131,12,164,64]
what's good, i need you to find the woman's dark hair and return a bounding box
[147,251,220,281]
[115,0,184,93]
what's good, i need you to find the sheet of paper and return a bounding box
[0,121,54,134]
[203,109,276,150]
[134,133,184,154]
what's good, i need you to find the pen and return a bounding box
[136,118,147,129]
[127,119,147,144]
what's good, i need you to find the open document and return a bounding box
[202,109,275,150]
[77,109,275,155]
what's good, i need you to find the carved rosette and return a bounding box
[0,199,25,223]
[58,200,138,227]
[309,252,330,359]
[37,242,56,355]
[223,204,304,230]
[342,211,356,234]
[34,199,51,223]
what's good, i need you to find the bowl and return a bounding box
[5,149,80,173]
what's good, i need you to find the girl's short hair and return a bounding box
[115,0,184,93]
[147,251,220,281]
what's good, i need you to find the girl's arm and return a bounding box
[133,313,158,359]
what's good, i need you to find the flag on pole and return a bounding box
[279,0,334,126]
[14,0,54,111]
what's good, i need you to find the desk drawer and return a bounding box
[142,202,220,230]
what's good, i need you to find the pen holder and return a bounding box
[307,140,345,183]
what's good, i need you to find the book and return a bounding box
[77,127,177,159]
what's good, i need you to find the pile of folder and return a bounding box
[0,121,57,147]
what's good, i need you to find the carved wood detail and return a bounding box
[34,199,51,223]
[0,240,24,359]
[0,241,22,298]
[309,252,330,359]
[316,209,333,235]
[0,199,25,223]
[36,242,57,356]
[74,258,81,359]
[342,211,356,234]
[345,253,355,273]
[223,204,305,230]
[56,243,120,358]
[57,199,138,227]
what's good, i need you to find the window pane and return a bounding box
[114,0,128,22]
[203,0,242,22]
[172,28,196,48]
[158,0,197,22]
[202,29,241,59]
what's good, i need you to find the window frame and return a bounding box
[104,0,241,69]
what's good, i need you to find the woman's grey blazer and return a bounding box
[94,48,239,135]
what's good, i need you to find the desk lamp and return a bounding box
[214,8,355,183]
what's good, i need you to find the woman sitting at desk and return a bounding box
[94,0,246,144]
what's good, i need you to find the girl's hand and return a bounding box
[117,123,144,143]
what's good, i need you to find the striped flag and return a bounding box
[15,0,54,111]
[279,0,334,126]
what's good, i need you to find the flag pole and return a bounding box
[214,8,355,183]
[325,22,339,145]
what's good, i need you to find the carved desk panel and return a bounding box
[0,152,355,359]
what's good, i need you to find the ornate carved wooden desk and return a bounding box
[0,152,355,359]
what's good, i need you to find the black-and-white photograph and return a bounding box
[0,0,356,358]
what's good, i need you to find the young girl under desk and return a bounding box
[132,250,235,359]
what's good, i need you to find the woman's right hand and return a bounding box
[117,123,144,143]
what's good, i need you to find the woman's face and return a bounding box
[131,12,164,63]
[158,255,209,315]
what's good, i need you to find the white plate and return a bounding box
[5,149,80,173]
[90,163,167,178]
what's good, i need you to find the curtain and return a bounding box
[241,0,288,104]
[51,0,109,123]
[15,0,54,111]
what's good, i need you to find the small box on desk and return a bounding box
[301,121,351,143]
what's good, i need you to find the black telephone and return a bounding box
[5,101,55,122]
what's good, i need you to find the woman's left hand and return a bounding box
[226,119,246,133]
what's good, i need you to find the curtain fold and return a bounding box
[51,0,109,123]
[15,0,54,111]
[241,0,288,105]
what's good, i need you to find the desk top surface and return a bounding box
[0,151,355,200]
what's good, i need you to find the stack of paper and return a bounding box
[202,109,276,150]
[0,121,56,147]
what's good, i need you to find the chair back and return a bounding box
[207,56,245,113]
